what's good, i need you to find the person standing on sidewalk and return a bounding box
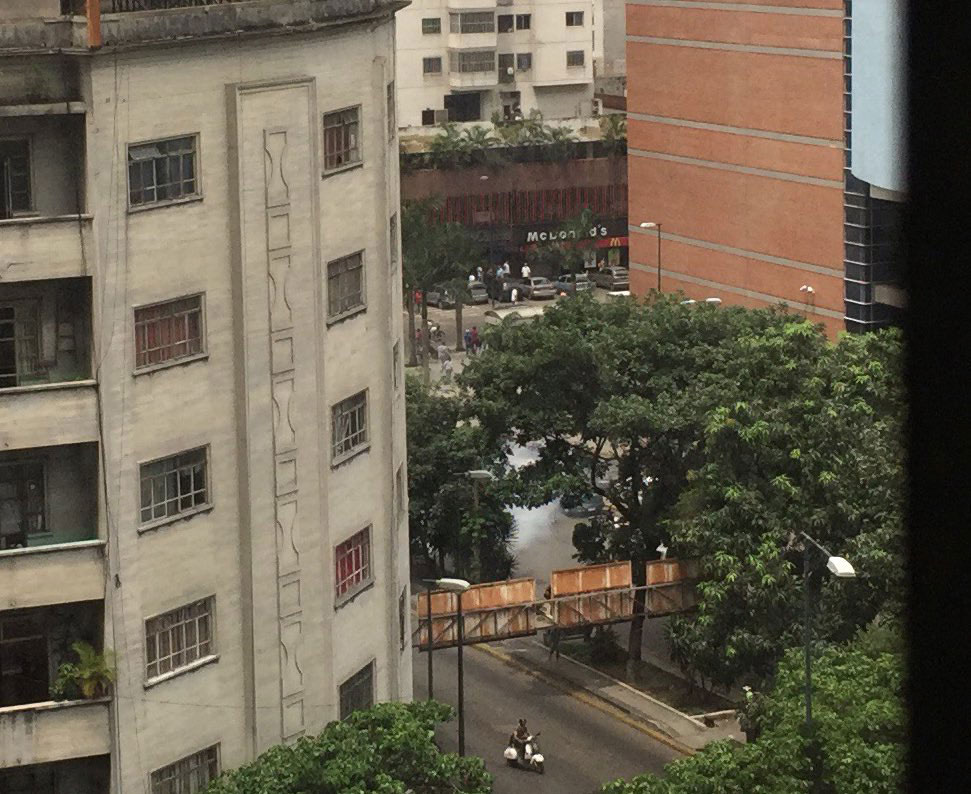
[436,343,452,381]
[521,262,531,280]
[470,326,480,354]
[463,328,473,355]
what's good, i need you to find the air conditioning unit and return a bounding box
[434,109,449,124]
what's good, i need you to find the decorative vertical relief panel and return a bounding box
[263,127,306,742]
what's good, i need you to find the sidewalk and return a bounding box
[478,636,745,753]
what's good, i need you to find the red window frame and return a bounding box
[335,527,371,599]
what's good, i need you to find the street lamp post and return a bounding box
[799,531,855,761]
[422,580,436,701]
[640,221,662,292]
[433,577,472,755]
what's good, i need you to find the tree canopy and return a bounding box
[600,623,906,794]
[406,375,515,580]
[458,295,905,680]
[203,701,492,794]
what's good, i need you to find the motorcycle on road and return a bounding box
[504,732,545,774]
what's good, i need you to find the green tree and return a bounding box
[402,200,479,379]
[600,625,906,794]
[204,701,493,794]
[664,328,905,689]
[599,114,628,156]
[461,296,808,660]
[406,376,515,580]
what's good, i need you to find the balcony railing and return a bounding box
[0,700,111,768]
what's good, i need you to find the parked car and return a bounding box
[521,276,557,300]
[591,267,630,290]
[559,492,604,518]
[486,277,523,302]
[426,284,455,308]
[553,272,594,295]
[468,280,489,304]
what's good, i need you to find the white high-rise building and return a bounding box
[396,0,602,126]
[0,1,411,792]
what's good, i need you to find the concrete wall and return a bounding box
[851,0,907,194]
[600,0,625,76]
[0,0,61,21]
[626,0,846,335]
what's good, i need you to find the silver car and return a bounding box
[521,276,556,300]
[468,280,489,304]
[553,272,594,294]
[592,266,630,290]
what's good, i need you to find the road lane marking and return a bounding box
[472,643,696,757]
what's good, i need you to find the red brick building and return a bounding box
[625,0,845,335]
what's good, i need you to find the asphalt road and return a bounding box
[413,642,681,794]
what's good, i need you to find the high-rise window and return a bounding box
[389,213,398,269]
[150,746,220,794]
[339,661,374,719]
[335,527,372,600]
[0,461,45,550]
[327,252,366,319]
[128,135,199,208]
[450,50,496,74]
[567,50,585,67]
[0,138,31,218]
[566,11,584,26]
[399,587,408,651]
[387,81,396,140]
[421,17,441,34]
[423,57,443,75]
[145,597,215,680]
[332,390,369,460]
[139,447,210,525]
[134,295,205,370]
[516,53,532,71]
[392,341,401,390]
[450,12,495,34]
[0,300,40,388]
[515,14,531,30]
[323,107,361,171]
[498,14,513,33]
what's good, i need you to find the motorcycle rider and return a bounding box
[509,718,530,758]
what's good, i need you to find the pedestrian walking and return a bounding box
[511,287,519,304]
[463,328,473,354]
[521,263,531,280]
[476,265,483,281]
[436,343,452,380]
[470,326,480,353]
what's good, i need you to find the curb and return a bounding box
[473,643,696,757]
[537,640,710,731]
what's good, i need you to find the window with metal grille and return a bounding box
[387,81,396,140]
[335,527,372,600]
[150,745,220,794]
[145,597,214,680]
[451,11,494,34]
[423,56,443,75]
[139,447,209,525]
[0,138,31,218]
[516,53,532,71]
[498,14,513,33]
[566,11,584,26]
[0,301,41,389]
[451,50,496,74]
[515,14,530,30]
[567,50,585,67]
[0,461,45,551]
[422,17,441,34]
[327,252,366,319]
[332,390,368,459]
[128,135,198,208]
[134,295,204,370]
[339,660,374,718]
[323,107,361,171]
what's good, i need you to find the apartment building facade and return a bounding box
[0,2,411,792]
[396,0,601,127]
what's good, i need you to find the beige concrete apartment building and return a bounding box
[396,0,601,126]
[0,2,412,792]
